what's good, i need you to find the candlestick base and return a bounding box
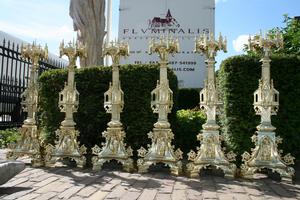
[186,130,236,178]
[6,124,43,167]
[137,128,182,176]
[92,127,134,172]
[45,126,86,168]
[241,131,295,182]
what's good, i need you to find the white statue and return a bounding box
[70,0,106,67]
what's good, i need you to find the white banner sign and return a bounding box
[118,0,215,88]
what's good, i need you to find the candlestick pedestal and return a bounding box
[45,126,87,168]
[137,127,183,175]
[7,124,43,167]
[92,126,134,172]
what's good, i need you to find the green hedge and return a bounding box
[173,109,206,156]
[219,55,300,165]
[39,64,178,157]
[177,88,200,110]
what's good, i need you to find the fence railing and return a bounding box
[0,39,67,129]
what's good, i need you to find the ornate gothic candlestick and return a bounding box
[7,42,48,167]
[137,38,182,176]
[186,32,236,178]
[241,32,295,181]
[45,40,87,168]
[92,41,134,172]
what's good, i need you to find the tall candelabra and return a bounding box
[241,32,295,181]
[92,41,134,172]
[7,42,48,167]
[45,40,87,167]
[137,38,183,176]
[186,32,236,178]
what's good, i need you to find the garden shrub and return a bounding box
[177,88,200,110]
[218,55,300,165]
[0,128,20,148]
[173,109,206,156]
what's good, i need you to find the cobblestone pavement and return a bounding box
[1,150,300,200]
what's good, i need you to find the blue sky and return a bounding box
[0,0,299,67]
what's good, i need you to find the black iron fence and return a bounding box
[0,39,67,129]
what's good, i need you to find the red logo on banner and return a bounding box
[148,9,180,28]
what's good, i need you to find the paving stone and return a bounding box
[87,190,109,200]
[34,181,72,193]
[2,177,29,187]
[2,188,35,200]
[202,190,218,199]
[155,193,171,200]
[281,197,300,200]
[269,183,293,197]
[249,195,267,200]
[187,195,203,200]
[186,188,201,199]
[77,185,98,197]
[242,185,263,196]
[188,180,202,189]
[173,182,188,190]
[57,185,83,199]
[171,189,186,200]
[16,193,40,200]
[217,194,235,200]
[128,178,147,191]
[33,177,58,187]
[158,179,175,194]
[227,182,247,194]
[31,173,53,183]
[14,168,36,178]
[232,193,251,200]
[100,176,113,183]
[68,196,83,200]
[33,192,57,200]
[105,185,128,199]
[101,179,122,191]
[138,189,157,200]
[120,191,141,200]
[1,165,300,200]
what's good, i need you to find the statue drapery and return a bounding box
[70,0,106,67]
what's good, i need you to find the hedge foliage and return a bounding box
[173,109,206,156]
[39,64,178,156]
[177,88,200,110]
[219,55,300,164]
[0,128,20,148]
